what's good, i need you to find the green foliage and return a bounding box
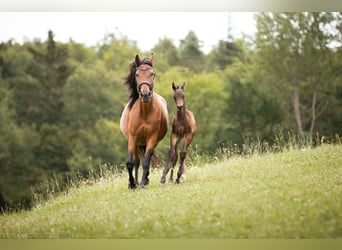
[67,118,126,175]
[1,145,341,238]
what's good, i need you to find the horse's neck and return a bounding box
[140,98,154,116]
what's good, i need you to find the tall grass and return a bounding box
[0,143,341,238]
[27,131,341,211]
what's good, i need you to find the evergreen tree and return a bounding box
[179,31,205,72]
[24,30,74,174]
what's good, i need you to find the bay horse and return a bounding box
[161,82,196,184]
[120,54,168,189]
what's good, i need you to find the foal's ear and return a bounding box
[172,82,176,90]
[135,54,140,66]
[181,82,186,90]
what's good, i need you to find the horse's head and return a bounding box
[135,54,155,103]
[172,82,186,111]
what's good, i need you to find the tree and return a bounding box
[256,12,342,139]
[179,31,205,73]
[207,40,243,71]
[0,54,41,209]
[25,30,74,126]
[152,38,180,71]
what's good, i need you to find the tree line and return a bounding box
[1,12,341,210]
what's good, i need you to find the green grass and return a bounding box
[1,144,341,238]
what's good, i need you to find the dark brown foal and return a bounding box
[161,82,196,184]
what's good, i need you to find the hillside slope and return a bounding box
[1,145,341,238]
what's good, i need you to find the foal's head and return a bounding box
[135,54,155,103]
[172,82,186,111]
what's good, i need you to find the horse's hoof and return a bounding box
[160,177,166,184]
[128,183,137,190]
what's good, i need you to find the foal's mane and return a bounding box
[124,56,153,109]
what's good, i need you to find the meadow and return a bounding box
[1,144,341,238]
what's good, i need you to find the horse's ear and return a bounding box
[172,82,176,90]
[149,53,154,63]
[135,54,140,66]
[181,82,186,90]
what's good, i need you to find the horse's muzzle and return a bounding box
[141,91,152,103]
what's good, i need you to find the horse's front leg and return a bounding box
[134,158,140,187]
[127,140,138,189]
[140,149,153,188]
[126,151,136,189]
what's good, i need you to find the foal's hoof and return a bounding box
[160,177,166,184]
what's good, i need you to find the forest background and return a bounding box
[0,12,341,210]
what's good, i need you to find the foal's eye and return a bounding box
[135,73,139,77]
[151,73,155,78]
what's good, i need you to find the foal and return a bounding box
[161,82,196,184]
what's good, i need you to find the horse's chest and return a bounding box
[130,117,155,139]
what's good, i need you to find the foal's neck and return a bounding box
[176,103,187,119]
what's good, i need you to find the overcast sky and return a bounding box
[0,12,256,53]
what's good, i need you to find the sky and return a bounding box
[0,12,256,54]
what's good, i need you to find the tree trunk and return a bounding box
[292,78,304,136]
[309,85,317,140]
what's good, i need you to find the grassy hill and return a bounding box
[1,144,341,238]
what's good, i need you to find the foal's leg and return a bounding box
[160,147,172,184]
[161,133,179,184]
[168,136,180,184]
[176,134,193,184]
[168,144,178,184]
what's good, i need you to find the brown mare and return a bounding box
[161,82,196,184]
[120,54,168,189]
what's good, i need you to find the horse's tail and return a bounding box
[138,145,163,168]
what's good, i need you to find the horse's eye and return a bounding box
[151,73,155,78]
[135,73,139,77]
